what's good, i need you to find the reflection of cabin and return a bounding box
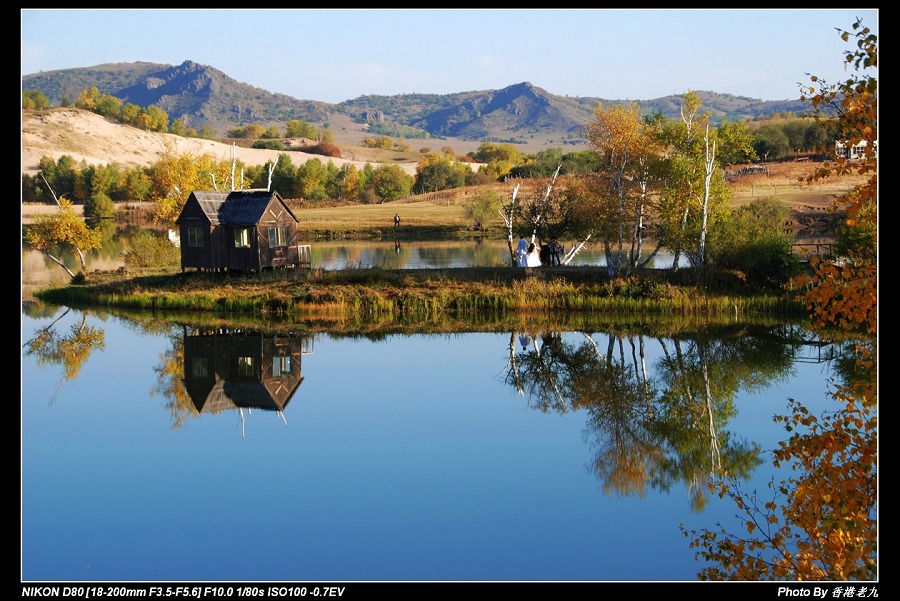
[175,190,301,272]
[182,327,308,419]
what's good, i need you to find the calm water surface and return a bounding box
[21,304,845,582]
[22,235,687,294]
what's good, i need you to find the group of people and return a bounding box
[515,235,563,267]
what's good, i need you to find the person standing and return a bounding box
[394,213,400,228]
[526,242,541,267]
[550,238,562,266]
[516,235,529,267]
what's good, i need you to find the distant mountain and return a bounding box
[22,60,811,144]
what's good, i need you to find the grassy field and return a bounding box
[288,160,863,241]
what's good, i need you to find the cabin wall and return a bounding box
[257,201,300,269]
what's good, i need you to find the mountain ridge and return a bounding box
[22,60,811,149]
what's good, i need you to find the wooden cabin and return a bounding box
[175,189,301,272]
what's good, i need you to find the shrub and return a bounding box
[304,143,342,158]
[84,192,115,220]
[252,140,287,151]
[123,230,180,269]
[709,198,802,289]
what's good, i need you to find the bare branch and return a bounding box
[38,171,60,206]
[267,156,279,192]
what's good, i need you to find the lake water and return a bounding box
[21,302,852,583]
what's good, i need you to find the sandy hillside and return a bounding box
[21,108,420,177]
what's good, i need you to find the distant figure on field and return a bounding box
[394,213,401,228]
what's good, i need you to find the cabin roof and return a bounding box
[178,190,298,225]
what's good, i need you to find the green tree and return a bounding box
[781,120,809,153]
[716,119,758,166]
[23,90,50,110]
[332,164,361,203]
[123,230,180,269]
[38,155,80,202]
[296,158,330,202]
[472,142,523,180]
[95,94,122,120]
[463,189,501,231]
[268,154,299,199]
[262,126,282,139]
[371,164,412,202]
[803,124,829,155]
[125,169,152,202]
[708,198,799,288]
[286,119,317,138]
[653,92,730,272]
[414,153,471,193]
[122,103,142,127]
[753,124,791,161]
[83,192,116,220]
[169,118,187,136]
[81,163,122,200]
[358,163,377,203]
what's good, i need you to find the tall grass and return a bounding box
[36,265,807,321]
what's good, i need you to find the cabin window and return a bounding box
[187,227,205,247]
[234,228,252,248]
[273,356,291,377]
[268,225,289,248]
[192,357,208,378]
[237,356,255,377]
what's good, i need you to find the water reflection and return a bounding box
[21,303,859,581]
[180,327,312,437]
[501,325,803,510]
[22,227,687,280]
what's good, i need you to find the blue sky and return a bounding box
[21,9,878,104]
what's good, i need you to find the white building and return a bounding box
[835,140,876,160]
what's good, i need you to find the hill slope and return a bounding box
[21,108,419,176]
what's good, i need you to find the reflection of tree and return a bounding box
[652,332,780,511]
[576,340,664,500]
[151,330,197,432]
[503,326,800,509]
[23,308,106,404]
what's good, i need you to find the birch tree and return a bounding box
[498,183,520,266]
[583,101,662,276]
[654,91,729,273]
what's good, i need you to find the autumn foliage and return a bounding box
[304,142,343,158]
[682,19,877,581]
